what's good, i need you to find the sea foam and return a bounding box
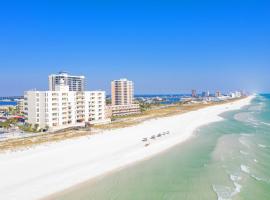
[248,105,263,111]
[240,150,249,155]
[212,185,233,200]
[258,144,267,148]
[250,174,270,184]
[230,174,242,182]
[238,138,250,148]
[240,133,253,137]
[261,122,270,126]
[231,182,242,196]
[240,165,250,174]
[212,182,242,200]
[234,112,258,125]
[211,174,242,200]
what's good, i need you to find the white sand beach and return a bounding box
[0,96,254,200]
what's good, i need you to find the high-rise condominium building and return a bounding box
[24,79,109,130]
[109,78,140,116]
[202,91,210,97]
[215,91,222,97]
[48,71,86,92]
[111,78,134,106]
[192,89,197,97]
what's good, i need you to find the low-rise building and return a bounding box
[0,106,14,113]
[107,104,141,117]
[16,99,25,113]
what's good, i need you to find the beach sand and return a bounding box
[0,96,254,200]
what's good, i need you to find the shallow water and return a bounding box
[52,95,270,200]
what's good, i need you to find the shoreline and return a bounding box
[0,96,254,200]
[0,98,248,152]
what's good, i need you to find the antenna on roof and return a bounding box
[59,70,68,74]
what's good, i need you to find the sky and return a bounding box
[0,0,269,95]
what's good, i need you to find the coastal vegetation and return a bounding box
[0,118,43,133]
[0,97,244,152]
[18,123,42,133]
[0,118,19,129]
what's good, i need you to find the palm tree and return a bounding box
[34,124,39,131]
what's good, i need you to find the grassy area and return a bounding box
[94,102,210,130]
[93,98,242,130]
[0,120,41,133]
[0,128,94,152]
[0,118,19,129]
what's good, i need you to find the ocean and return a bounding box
[0,101,17,106]
[52,94,270,200]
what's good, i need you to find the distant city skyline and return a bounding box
[0,1,269,95]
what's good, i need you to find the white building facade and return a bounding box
[230,91,242,98]
[24,81,109,130]
[49,71,86,92]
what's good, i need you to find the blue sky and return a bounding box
[0,0,269,95]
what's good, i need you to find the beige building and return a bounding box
[215,91,222,97]
[107,104,141,117]
[111,78,134,106]
[192,89,197,97]
[16,99,25,113]
[110,78,140,116]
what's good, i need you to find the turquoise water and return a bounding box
[53,95,270,200]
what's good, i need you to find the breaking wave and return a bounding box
[234,112,258,125]
[238,138,250,148]
[212,184,242,200]
[258,144,267,148]
[212,173,242,200]
[240,165,250,174]
[261,122,270,126]
[240,150,249,155]
[248,105,263,111]
[250,174,270,183]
